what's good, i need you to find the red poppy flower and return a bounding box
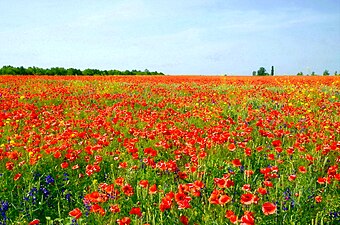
[61,161,69,169]
[219,194,231,205]
[262,202,277,215]
[315,196,322,203]
[117,217,131,225]
[225,210,238,223]
[240,193,255,205]
[90,204,105,216]
[122,184,134,196]
[228,143,236,151]
[129,207,142,217]
[115,177,125,186]
[14,173,22,181]
[257,187,267,195]
[29,219,40,225]
[231,158,242,167]
[84,191,108,203]
[263,180,273,187]
[139,180,149,188]
[5,161,14,170]
[110,204,120,213]
[72,164,79,170]
[245,170,254,177]
[298,166,307,173]
[180,215,189,225]
[69,208,82,219]
[240,211,255,225]
[272,140,281,147]
[288,174,297,181]
[149,184,157,194]
[159,198,172,212]
[242,184,251,191]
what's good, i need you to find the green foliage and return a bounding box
[323,70,330,76]
[297,72,304,76]
[257,67,269,76]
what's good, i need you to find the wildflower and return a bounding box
[257,187,267,195]
[139,180,149,188]
[110,204,120,213]
[263,180,273,187]
[0,201,9,222]
[225,210,238,224]
[228,143,236,151]
[5,162,14,171]
[69,208,82,219]
[117,217,131,225]
[175,192,192,209]
[90,204,105,216]
[231,158,242,167]
[84,192,107,203]
[298,166,307,173]
[115,177,125,186]
[315,196,322,203]
[240,211,255,225]
[219,194,231,205]
[61,162,69,169]
[262,202,277,215]
[180,215,189,225]
[13,173,22,181]
[240,193,256,205]
[29,219,40,225]
[45,175,55,185]
[149,184,157,194]
[122,184,134,196]
[242,184,251,191]
[288,174,297,181]
[129,207,142,217]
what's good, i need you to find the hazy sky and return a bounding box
[0,0,339,75]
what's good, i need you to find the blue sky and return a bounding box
[0,0,339,75]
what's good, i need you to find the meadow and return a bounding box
[0,75,339,225]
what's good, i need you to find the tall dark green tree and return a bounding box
[257,67,268,76]
[271,66,274,76]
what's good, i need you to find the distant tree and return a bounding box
[0,65,16,75]
[257,67,268,76]
[144,69,151,75]
[50,67,67,75]
[66,68,82,75]
[335,71,338,76]
[82,69,95,76]
[311,71,315,76]
[270,66,274,76]
[323,70,330,76]
[252,71,257,76]
[297,72,303,76]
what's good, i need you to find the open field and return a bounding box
[0,76,339,225]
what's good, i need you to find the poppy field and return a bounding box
[0,75,339,225]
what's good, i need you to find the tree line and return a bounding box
[296,70,338,76]
[252,66,338,76]
[0,65,164,76]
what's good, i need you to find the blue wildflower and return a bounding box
[45,175,54,185]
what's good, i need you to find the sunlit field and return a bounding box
[0,76,339,225]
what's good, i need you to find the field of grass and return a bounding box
[0,75,339,225]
